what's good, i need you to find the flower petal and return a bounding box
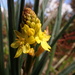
[28,48,35,56]
[41,41,51,51]
[22,44,30,53]
[27,36,35,44]
[35,23,41,33]
[43,35,51,41]
[14,30,24,38]
[11,41,20,48]
[14,47,23,58]
[35,36,41,43]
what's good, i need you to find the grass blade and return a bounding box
[16,0,25,30]
[15,0,21,29]
[58,61,75,75]
[0,5,5,75]
[7,0,18,75]
[34,0,39,15]
[40,0,49,26]
[46,0,62,74]
[16,0,25,75]
[31,52,49,75]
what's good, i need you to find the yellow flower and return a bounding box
[35,30,51,51]
[11,30,35,58]
[11,8,51,58]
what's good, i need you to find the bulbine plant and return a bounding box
[11,8,51,75]
[0,0,75,75]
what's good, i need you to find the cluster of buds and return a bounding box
[11,8,51,58]
[21,8,41,35]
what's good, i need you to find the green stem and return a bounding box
[7,0,18,75]
[31,52,49,75]
[0,5,5,75]
[17,0,25,75]
[39,0,49,26]
[46,44,56,75]
[34,0,39,15]
[17,0,25,30]
[46,0,62,74]
[23,55,33,75]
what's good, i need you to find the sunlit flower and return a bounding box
[35,30,51,51]
[11,8,51,58]
[11,31,35,58]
